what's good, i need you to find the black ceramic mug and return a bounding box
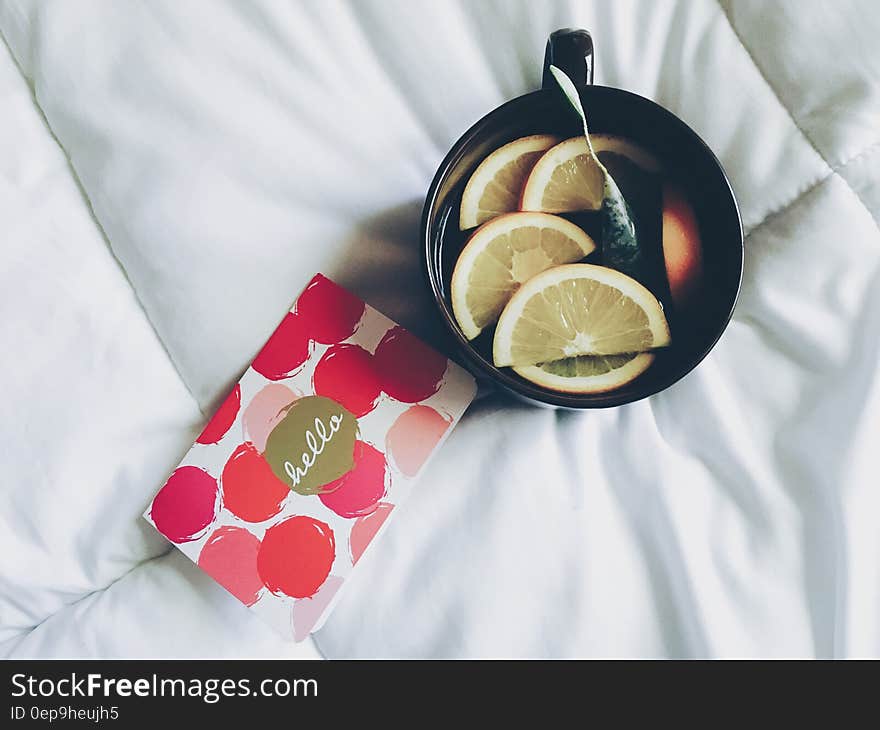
[421,28,743,408]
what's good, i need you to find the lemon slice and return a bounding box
[515,352,654,394]
[459,134,560,229]
[450,212,596,340]
[520,136,603,213]
[593,134,661,173]
[520,134,661,213]
[493,263,671,367]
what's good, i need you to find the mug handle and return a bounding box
[542,28,594,89]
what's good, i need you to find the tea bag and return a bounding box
[549,66,671,308]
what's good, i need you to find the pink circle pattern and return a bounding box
[158,278,454,638]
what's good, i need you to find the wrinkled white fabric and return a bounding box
[0,0,877,657]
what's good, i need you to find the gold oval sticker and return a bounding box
[263,395,358,495]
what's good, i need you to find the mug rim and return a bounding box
[421,84,744,409]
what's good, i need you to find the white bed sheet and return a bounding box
[0,0,878,657]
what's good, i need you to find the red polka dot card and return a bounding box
[144,274,476,641]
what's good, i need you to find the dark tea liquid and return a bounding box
[436,137,701,390]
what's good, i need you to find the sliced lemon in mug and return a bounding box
[520,134,660,213]
[520,136,604,213]
[515,352,655,394]
[593,134,661,174]
[451,212,596,340]
[493,263,671,367]
[459,134,560,229]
